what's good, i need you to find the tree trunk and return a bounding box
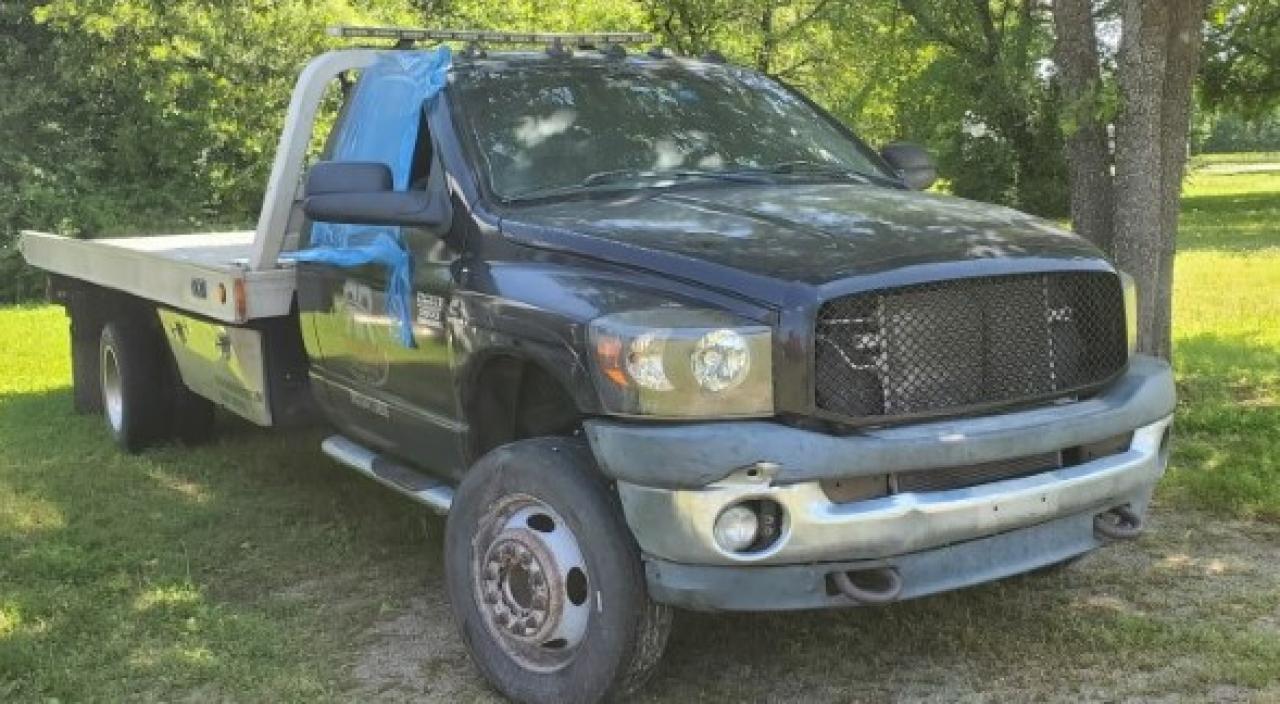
[1052,0,1114,252]
[1153,0,1207,360]
[1048,0,1207,361]
[1113,0,1170,358]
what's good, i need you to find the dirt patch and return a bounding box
[349,590,497,702]
[347,505,1280,702]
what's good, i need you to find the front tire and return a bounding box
[445,437,672,703]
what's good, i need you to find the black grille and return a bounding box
[815,271,1127,423]
[894,452,1062,493]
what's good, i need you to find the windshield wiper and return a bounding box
[726,160,878,183]
[581,168,771,187]
[507,168,770,201]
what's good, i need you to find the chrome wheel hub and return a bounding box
[473,497,591,671]
[101,344,123,433]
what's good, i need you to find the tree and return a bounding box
[1052,0,1114,251]
[1052,0,1208,359]
[642,0,922,144]
[896,0,1071,217]
[1201,0,1280,117]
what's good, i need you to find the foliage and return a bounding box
[1193,106,1280,153]
[894,0,1070,218]
[0,0,419,301]
[3,0,1265,303]
[1201,0,1280,118]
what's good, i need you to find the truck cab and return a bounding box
[20,28,1176,704]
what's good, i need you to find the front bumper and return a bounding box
[644,496,1152,611]
[584,356,1176,611]
[616,415,1171,567]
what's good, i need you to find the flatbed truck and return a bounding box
[19,27,1176,703]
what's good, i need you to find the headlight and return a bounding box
[589,308,773,417]
[691,329,751,392]
[1119,271,1138,355]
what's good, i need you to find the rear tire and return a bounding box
[70,310,104,414]
[445,437,672,703]
[99,321,167,453]
[171,385,216,445]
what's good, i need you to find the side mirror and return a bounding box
[303,161,449,228]
[880,142,937,191]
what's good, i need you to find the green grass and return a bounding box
[0,307,441,700]
[1190,151,1280,168]
[2,158,1279,701]
[1166,165,1280,520]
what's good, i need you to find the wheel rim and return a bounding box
[101,343,124,434]
[472,494,592,672]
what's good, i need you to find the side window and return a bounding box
[404,106,458,264]
[407,108,435,190]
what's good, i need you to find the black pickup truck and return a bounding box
[21,27,1176,704]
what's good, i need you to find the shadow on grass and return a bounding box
[1166,333,1280,521]
[0,387,446,700]
[1178,190,1280,252]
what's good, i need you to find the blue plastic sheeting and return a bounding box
[288,48,452,347]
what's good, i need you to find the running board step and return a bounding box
[320,435,453,514]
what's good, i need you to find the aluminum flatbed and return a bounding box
[18,48,385,325]
[19,230,297,323]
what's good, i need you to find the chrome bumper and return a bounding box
[616,415,1172,566]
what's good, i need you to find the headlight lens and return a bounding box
[589,308,773,417]
[691,329,751,392]
[1119,271,1138,355]
[625,332,674,391]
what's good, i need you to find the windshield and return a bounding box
[454,61,894,200]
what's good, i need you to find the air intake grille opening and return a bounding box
[815,272,1127,423]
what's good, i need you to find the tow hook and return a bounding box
[831,566,903,604]
[1094,505,1144,540]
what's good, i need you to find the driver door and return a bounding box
[297,112,466,476]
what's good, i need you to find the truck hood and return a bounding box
[499,182,1108,292]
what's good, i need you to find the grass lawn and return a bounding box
[2,157,1279,701]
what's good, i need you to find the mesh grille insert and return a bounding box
[815,271,1127,422]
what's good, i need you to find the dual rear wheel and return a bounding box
[97,319,214,452]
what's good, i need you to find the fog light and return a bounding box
[713,504,760,552]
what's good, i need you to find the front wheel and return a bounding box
[444,438,672,703]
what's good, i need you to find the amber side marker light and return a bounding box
[595,335,630,387]
[233,279,248,322]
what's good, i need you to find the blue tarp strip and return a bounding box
[286,48,452,347]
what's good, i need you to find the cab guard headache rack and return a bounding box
[327,26,653,51]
